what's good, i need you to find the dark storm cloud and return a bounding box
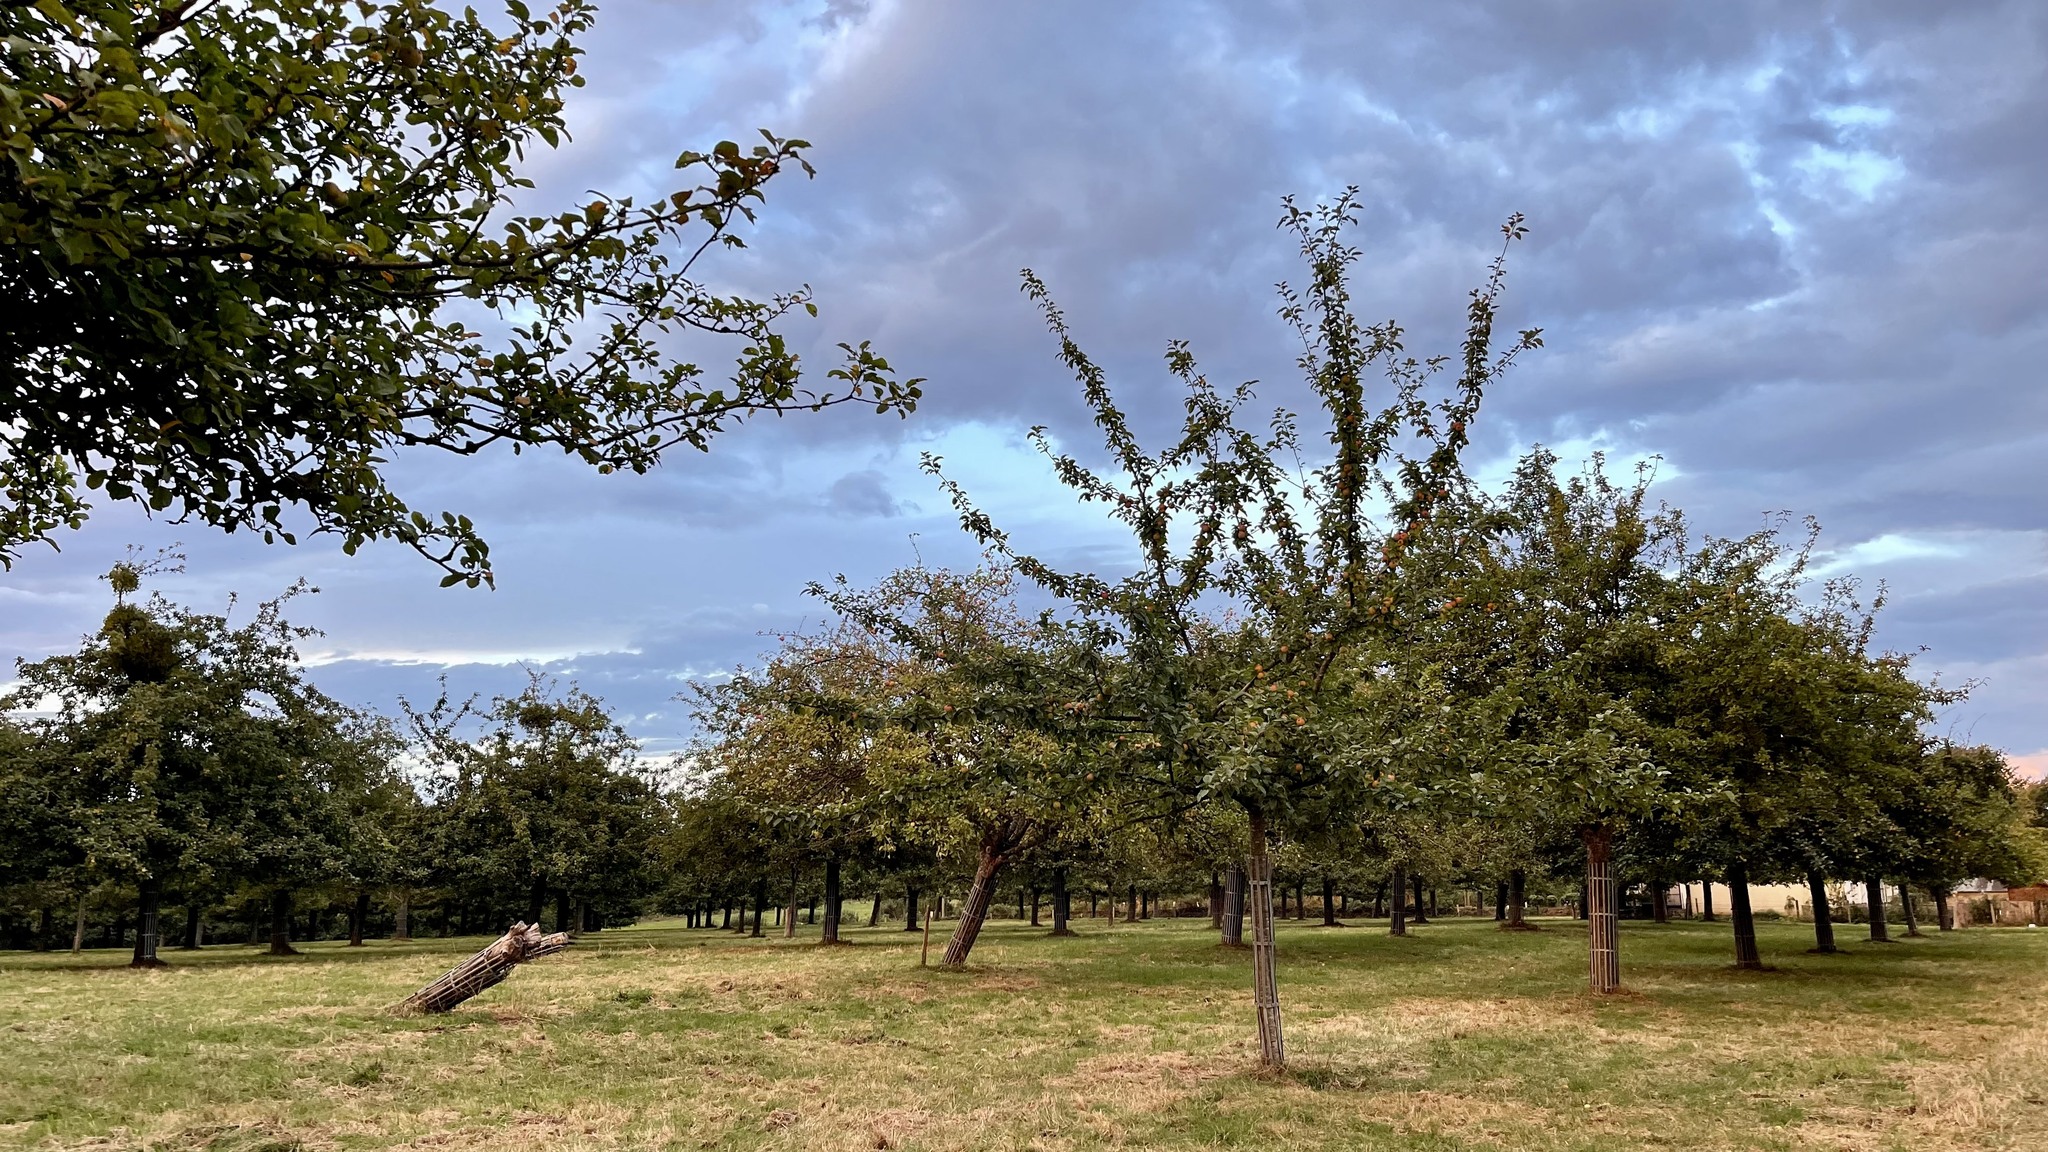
[5,1,2044,762]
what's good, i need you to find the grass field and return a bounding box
[3,913,2045,1151]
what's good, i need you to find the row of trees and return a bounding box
[0,563,663,963]
[666,194,2046,1070]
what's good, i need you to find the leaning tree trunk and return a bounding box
[1050,869,1074,936]
[1246,810,1285,1072]
[821,857,844,944]
[268,889,299,957]
[1728,862,1761,969]
[396,922,572,1013]
[1899,880,1921,936]
[940,835,1010,967]
[72,897,88,954]
[1321,876,1341,926]
[1220,866,1245,946]
[1807,870,1838,953]
[131,876,164,968]
[1584,825,1619,994]
[1865,877,1889,942]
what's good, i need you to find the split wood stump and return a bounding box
[395,922,572,1014]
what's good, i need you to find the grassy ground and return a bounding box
[3,913,2045,1151]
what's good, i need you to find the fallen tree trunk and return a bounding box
[395,922,571,1014]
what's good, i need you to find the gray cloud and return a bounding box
[5,1,2044,761]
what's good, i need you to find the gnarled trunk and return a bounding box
[1505,868,1531,930]
[1728,862,1760,969]
[821,857,843,944]
[269,889,299,957]
[1584,825,1618,994]
[1865,877,1889,942]
[1246,810,1285,1071]
[1806,870,1837,952]
[941,841,1007,967]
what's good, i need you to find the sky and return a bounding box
[4,1,2044,774]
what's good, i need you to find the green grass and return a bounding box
[3,914,2045,1150]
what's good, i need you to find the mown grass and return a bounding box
[3,913,2045,1151]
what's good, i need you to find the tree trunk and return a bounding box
[1209,872,1224,929]
[1806,870,1838,952]
[1651,879,1669,923]
[1865,877,1889,942]
[903,885,921,932]
[525,876,546,928]
[1508,868,1532,930]
[1700,879,1715,922]
[1050,869,1074,936]
[1029,888,1042,927]
[1246,810,1286,1071]
[1899,881,1922,936]
[269,889,299,956]
[940,841,1007,967]
[822,857,843,944]
[348,891,369,947]
[1389,864,1408,936]
[1932,885,1953,932]
[1409,874,1430,924]
[1494,882,1508,922]
[752,877,768,937]
[181,902,203,950]
[1220,866,1245,946]
[1127,883,1138,922]
[1294,880,1305,920]
[868,890,883,928]
[785,866,800,939]
[131,875,164,968]
[71,897,88,955]
[393,894,412,942]
[396,922,571,1013]
[1321,876,1341,926]
[806,899,816,925]
[1728,862,1760,969]
[1584,825,1619,994]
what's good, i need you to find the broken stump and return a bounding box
[395,922,572,1014]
